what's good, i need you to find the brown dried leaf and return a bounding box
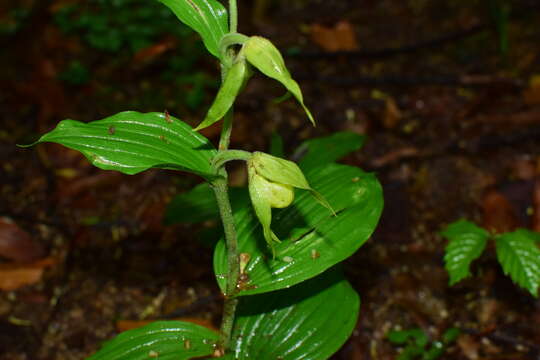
[0,257,55,291]
[310,21,359,52]
[0,218,45,263]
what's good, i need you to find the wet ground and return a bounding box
[1,0,540,359]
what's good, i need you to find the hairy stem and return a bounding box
[218,110,233,151]
[212,176,240,349]
[214,14,242,348]
[229,0,238,33]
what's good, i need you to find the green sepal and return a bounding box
[157,0,228,59]
[251,151,309,189]
[194,58,250,131]
[251,152,334,214]
[243,36,315,125]
[248,164,281,249]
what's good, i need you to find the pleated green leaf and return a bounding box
[496,229,540,297]
[296,132,365,172]
[194,59,249,131]
[157,0,228,58]
[229,268,359,360]
[243,36,314,125]
[441,220,489,285]
[26,111,216,179]
[87,321,219,360]
[214,163,383,295]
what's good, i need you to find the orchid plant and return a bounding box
[24,1,383,358]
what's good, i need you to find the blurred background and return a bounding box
[1,0,540,358]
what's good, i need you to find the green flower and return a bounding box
[247,152,333,253]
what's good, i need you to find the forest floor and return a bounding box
[1,0,540,359]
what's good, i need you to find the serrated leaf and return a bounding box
[87,320,219,360]
[496,229,540,297]
[229,267,359,360]
[164,183,250,225]
[194,59,249,131]
[214,163,383,295]
[243,36,314,125]
[515,229,540,243]
[441,220,489,285]
[295,132,365,172]
[157,0,228,58]
[26,111,217,179]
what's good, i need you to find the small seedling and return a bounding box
[387,327,460,360]
[441,219,540,297]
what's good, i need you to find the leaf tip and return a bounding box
[310,189,336,216]
[306,108,316,127]
[192,123,206,132]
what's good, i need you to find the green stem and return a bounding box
[214,26,241,349]
[212,149,252,170]
[212,177,240,349]
[229,0,238,33]
[218,110,233,151]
